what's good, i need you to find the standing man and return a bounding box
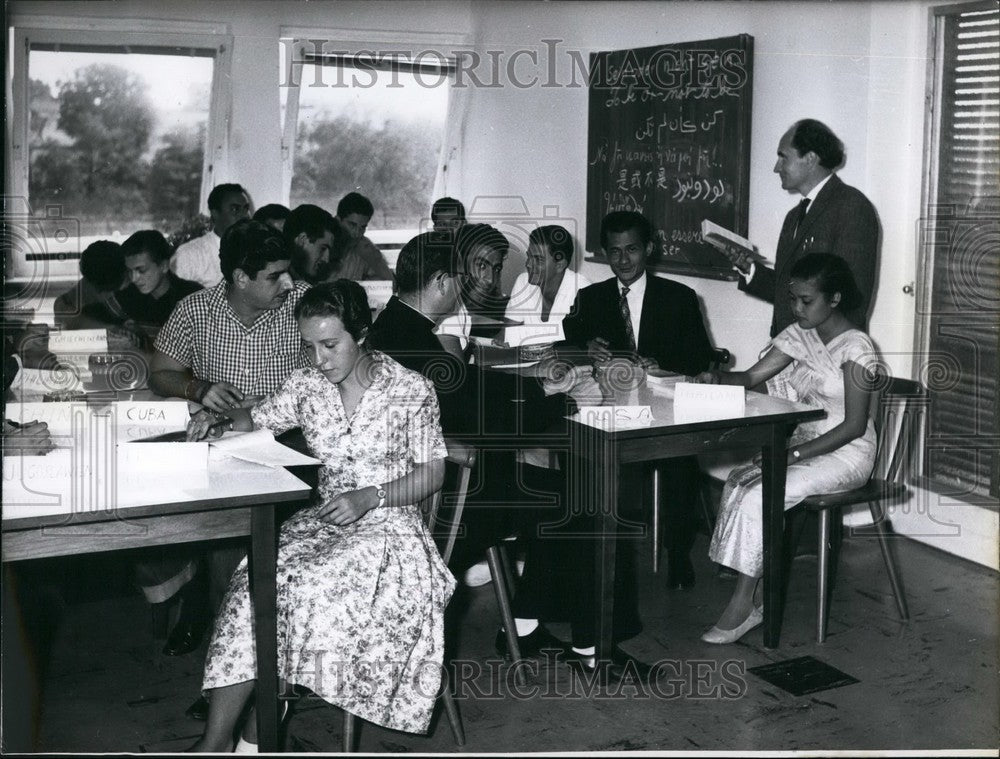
[333,192,394,280]
[170,183,252,289]
[283,204,335,285]
[504,224,592,347]
[723,119,880,336]
[558,210,715,590]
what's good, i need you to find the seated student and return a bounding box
[53,240,126,329]
[252,203,291,233]
[170,183,251,288]
[368,233,649,678]
[85,230,201,348]
[185,281,454,751]
[558,210,715,591]
[431,196,467,232]
[435,223,510,361]
[503,224,592,347]
[147,219,305,691]
[283,204,335,285]
[697,254,878,644]
[332,192,394,280]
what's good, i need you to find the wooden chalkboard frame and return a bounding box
[585,34,754,281]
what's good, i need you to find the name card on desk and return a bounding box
[673,382,745,423]
[112,401,189,440]
[9,366,84,398]
[48,329,108,354]
[5,402,89,434]
[576,405,652,430]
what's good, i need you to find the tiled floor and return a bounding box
[4,531,998,754]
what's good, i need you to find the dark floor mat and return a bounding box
[748,655,859,696]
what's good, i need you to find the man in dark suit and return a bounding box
[558,211,715,590]
[726,119,880,337]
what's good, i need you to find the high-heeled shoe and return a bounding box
[700,606,763,645]
[231,700,291,753]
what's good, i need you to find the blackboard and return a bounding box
[586,35,754,280]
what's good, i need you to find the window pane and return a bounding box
[289,61,449,231]
[27,48,214,256]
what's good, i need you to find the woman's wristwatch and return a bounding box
[375,484,387,509]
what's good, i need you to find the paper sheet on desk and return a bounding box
[209,430,320,468]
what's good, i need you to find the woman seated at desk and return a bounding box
[185,280,455,751]
[695,253,878,644]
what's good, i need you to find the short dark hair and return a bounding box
[395,232,460,294]
[789,253,862,311]
[121,230,171,264]
[79,240,125,292]
[283,204,337,244]
[529,225,574,265]
[431,196,466,222]
[219,219,290,283]
[337,192,374,219]
[253,204,291,224]
[456,223,508,264]
[600,211,652,249]
[790,120,845,170]
[295,280,372,342]
[207,183,248,212]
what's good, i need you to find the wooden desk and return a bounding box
[2,434,311,752]
[565,378,824,659]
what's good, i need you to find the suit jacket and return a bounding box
[741,174,880,337]
[367,296,575,441]
[560,274,715,376]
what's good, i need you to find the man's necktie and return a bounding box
[619,286,636,352]
[794,197,811,237]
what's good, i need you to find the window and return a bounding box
[281,41,453,245]
[918,2,999,501]
[7,25,231,280]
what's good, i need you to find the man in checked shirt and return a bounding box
[143,220,306,720]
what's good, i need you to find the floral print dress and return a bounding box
[709,326,879,578]
[201,352,455,734]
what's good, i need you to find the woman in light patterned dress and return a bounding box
[694,254,879,645]
[186,280,455,751]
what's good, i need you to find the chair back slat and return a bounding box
[871,374,926,484]
[421,440,477,565]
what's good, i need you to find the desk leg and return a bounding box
[760,424,788,649]
[594,439,618,670]
[250,503,279,752]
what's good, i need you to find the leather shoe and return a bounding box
[701,606,763,645]
[185,695,209,721]
[494,625,568,659]
[666,554,696,590]
[562,647,657,683]
[162,612,207,656]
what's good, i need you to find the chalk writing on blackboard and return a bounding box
[586,35,754,280]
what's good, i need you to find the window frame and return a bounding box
[6,19,233,280]
[278,30,464,243]
[916,0,999,502]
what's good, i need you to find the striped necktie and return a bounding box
[619,286,636,351]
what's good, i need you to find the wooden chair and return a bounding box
[342,440,524,751]
[425,444,525,678]
[798,375,922,642]
[651,347,731,572]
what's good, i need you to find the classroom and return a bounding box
[2,0,997,755]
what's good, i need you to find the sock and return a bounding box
[514,618,539,637]
[571,645,595,656]
[233,736,258,754]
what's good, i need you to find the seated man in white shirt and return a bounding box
[504,225,592,349]
[169,183,251,288]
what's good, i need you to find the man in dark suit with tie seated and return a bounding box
[557,210,715,590]
[723,119,880,337]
